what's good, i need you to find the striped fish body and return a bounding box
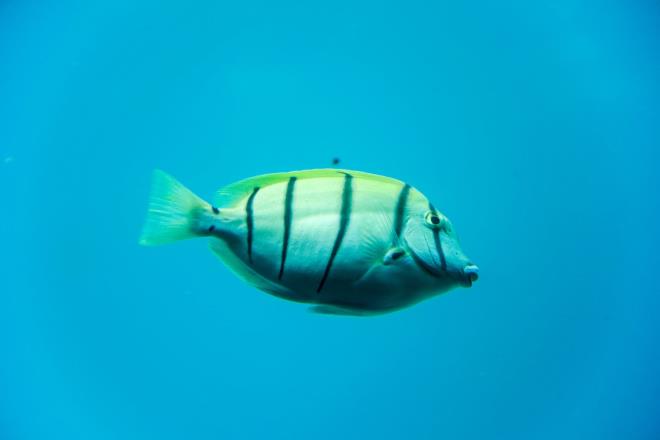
[140,169,479,315]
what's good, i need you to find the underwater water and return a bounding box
[2,0,659,439]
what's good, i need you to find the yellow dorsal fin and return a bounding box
[213,168,403,208]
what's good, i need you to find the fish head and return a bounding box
[403,206,478,288]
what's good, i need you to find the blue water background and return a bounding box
[1,1,659,439]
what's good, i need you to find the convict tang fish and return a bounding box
[139,169,478,315]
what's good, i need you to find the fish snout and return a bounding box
[462,264,479,287]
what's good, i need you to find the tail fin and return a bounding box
[139,170,207,246]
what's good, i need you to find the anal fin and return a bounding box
[309,305,369,316]
[308,304,394,316]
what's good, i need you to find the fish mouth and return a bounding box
[462,264,479,287]
[409,246,480,289]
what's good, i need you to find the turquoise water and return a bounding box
[2,1,659,439]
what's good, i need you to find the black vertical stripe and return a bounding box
[245,186,260,264]
[429,202,447,271]
[392,183,411,242]
[409,248,441,278]
[317,173,353,293]
[278,177,297,280]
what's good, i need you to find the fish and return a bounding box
[139,169,479,315]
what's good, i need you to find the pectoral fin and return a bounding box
[383,247,407,265]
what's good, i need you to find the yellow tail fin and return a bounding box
[139,170,206,246]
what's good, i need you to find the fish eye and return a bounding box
[424,211,443,228]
